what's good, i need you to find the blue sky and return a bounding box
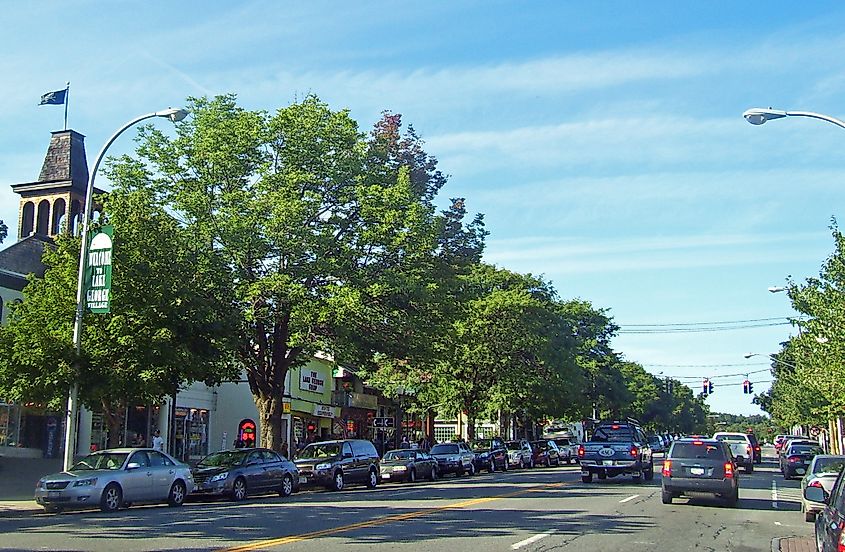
[3,1,845,417]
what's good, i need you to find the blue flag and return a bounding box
[39,88,67,106]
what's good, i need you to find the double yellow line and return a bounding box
[222,480,570,552]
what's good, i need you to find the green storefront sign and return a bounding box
[85,225,113,314]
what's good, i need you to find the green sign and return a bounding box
[85,225,113,314]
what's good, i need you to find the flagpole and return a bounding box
[64,82,70,130]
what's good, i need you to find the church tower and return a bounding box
[10,129,100,239]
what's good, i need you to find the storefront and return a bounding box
[0,400,62,458]
[290,359,338,450]
[173,407,210,463]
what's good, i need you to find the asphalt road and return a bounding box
[0,449,812,552]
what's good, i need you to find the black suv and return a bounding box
[469,437,509,472]
[746,433,762,464]
[662,438,738,506]
[579,419,653,483]
[294,439,380,491]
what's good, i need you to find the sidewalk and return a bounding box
[773,536,814,552]
[0,455,62,516]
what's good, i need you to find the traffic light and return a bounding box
[708,380,714,394]
[702,379,709,396]
[748,382,753,394]
[742,380,750,394]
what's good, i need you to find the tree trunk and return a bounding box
[255,393,284,451]
[466,415,476,441]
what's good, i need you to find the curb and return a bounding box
[0,503,43,518]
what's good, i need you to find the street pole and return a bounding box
[743,108,845,130]
[62,108,188,471]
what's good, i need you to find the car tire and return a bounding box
[805,510,816,523]
[44,505,62,514]
[632,472,643,483]
[468,463,476,476]
[581,473,593,483]
[746,463,754,474]
[168,480,186,507]
[529,458,535,469]
[598,472,607,480]
[232,477,248,501]
[518,459,524,469]
[367,468,378,489]
[661,489,673,504]
[429,466,438,481]
[489,460,496,473]
[100,483,123,513]
[644,463,654,481]
[725,489,739,507]
[408,468,416,483]
[332,471,345,492]
[279,474,293,497]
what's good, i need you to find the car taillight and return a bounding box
[630,447,638,457]
[755,446,761,451]
[724,462,734,479]
[809,480,823,488]
[578,445,585,457]
[837,526,845,552]
[662,460,671,477]
[788,455,801,463]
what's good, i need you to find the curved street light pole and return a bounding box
[743,108,845,130]
[743,352,799,371]
[63,108,188,471]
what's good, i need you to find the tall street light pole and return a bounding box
[743,108,845,130]
[743,352,799,371]
[63,108,188,471]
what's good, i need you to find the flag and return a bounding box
[39,88,67,106]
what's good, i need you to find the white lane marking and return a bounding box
[512,532,552,550]
[772,480,778,509]
[775,521,782,526]
[619,494,640,503]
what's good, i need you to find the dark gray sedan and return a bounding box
[379,449,438,483]
[191,448,299,501]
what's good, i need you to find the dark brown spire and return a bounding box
[37,130,89,192]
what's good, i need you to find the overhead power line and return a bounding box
[621,316,793,327]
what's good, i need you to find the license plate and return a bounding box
[690,468,704,475]
[47,491,63,498]
[581,471,590,476]
[299,476,307,484]
[603,460,614,466]
[382,474,390,479]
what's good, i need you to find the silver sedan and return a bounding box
[34,448,194,513]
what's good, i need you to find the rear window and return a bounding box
[592,426,634,442]
[670,442,726,460]
[714,435,746,443]
[814,458,845,474]
[431,444,459,455]
[790,445,824,456]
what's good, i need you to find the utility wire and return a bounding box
[621,316,792,327]
[619,322,791,334]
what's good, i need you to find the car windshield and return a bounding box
[670,443,725,460]
[814,458,845,474]
[384,450,414,460]
[790,445,823,456]
[431,444,459,455]
[470,440,491,450]
[197,451,248,467]
[592,426,633,442]
[70,452,129,471]
[298,443,341,459]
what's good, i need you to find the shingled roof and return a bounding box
[0,234,54,290]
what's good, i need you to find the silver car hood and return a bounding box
[42,469,118,482]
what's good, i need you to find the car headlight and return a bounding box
[36,479,45,489]
[450,456,461,462]
[315,463,332,471]
[208,472,229,483]
[73,478,98,487]
[393,465,408,472]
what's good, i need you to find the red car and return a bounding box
[774,435,803,454]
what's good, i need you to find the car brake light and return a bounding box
[692,440,703,445]
[724,462,734,479]
[630,447,638,457]
[838,526,845,552]
[577,445,585,457]
[809,480,823,488]
[755,446,761,451]
[662,460,671,477]
[611,425,620,429]
[788,455,801,463]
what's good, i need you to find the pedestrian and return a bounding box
[401,435,410,449]
[152,430,164,451]
[135,434,146,447]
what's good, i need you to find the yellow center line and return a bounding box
[221,480,571,552]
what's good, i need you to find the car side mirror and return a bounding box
[126,462,141,470]
[804,485,828,504]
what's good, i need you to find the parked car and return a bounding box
[552,437,577,464]
[34,448,193,513]
[505,440,535,469]
[648,435,665,454]
[379,449,438,483]
[469,438,509,473]
[746,433,762,464]
[294,439,380,491]
[530,440,562,467]
[801,455,845,522]
[661,438,738,507]
[804,469,845,549]
[712,432,755,473]
[430,442,476,476]
[781,442,825,480]
[191,448,299,500]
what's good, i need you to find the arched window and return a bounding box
[36,200,50,235]
[51,198,67,235]
[70,200,82,236]
[21,201,35,237]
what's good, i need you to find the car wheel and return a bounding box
[279,474,293,497]
[408,468,416,483]
[367,468,378,489]
[746,463,754,474]
[529,458,535,469]
[468,462,476,476]
[43,505,62,514]
[489,460,496,473]
[429,466,438,481]
[168,480,186,507]
[332,471,345,492]
[518,458,524,469]
[632,472,643,483]
[100,483,122,513]
[725,489,739,507]
[644,463,654,481]
[581,473,593,483]
[232,477,248,501]
[805,510,816,523]
[661,489,673,504]
[597,472,607,480]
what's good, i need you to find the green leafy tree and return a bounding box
[0,188,238,445]
[0,219,7,243]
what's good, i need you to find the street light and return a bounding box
[743,352,799,371]
[62,107,188,471]
[768,286,786,293]
[743,108,845,130]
